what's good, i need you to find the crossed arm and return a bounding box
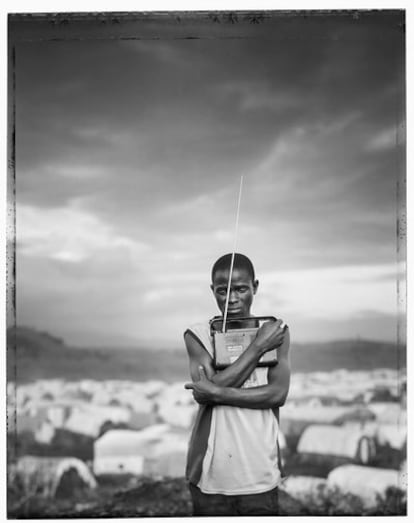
[184,328,291,409]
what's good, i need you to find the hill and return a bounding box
[6,327,189,384]
[6,326,406,384]
[290,339,406,373]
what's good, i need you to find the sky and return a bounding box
[8,10,406,348]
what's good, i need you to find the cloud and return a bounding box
[46,164,105,180]
[17,203,150,262]
[121,39,190,67]
[216,81,302,113]
[258,263,399,321]
[365,127,398,152]
[11,14,404,346]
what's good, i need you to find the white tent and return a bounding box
[93,425,168,475]
[157,403,197,429]
[155,382,197,429]
[46,404,72,428]
[143,431,189,477]
[64,404,131,438]
[282,404,373,424]
[280,475,327,503]
[297,424,376,464]
[142,380,166,398]
[345,420,407,451]
[93,424,189,477]
[367,402,406,425]
[16,455,96,498]
[376,424,407,449]
[34,420,56,444]
[327,464,406,509]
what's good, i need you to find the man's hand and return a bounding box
[184,366,219,405]
[253,319,287,354]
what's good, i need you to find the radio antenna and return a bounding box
[223,176,243,333]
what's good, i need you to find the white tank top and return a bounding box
[188,322,281,495]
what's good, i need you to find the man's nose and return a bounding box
[229,290,238,302]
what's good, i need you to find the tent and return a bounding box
[280,475,327,503]
[93,424,189,477]
[15,455,97,498]
[327,464,406,509]
[297,424,376,465]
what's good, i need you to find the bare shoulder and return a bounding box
[184,330,213,361]
[184,329,215,380]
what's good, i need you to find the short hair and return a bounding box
[211,253,256,283]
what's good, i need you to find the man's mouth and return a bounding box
[227,308,242,314]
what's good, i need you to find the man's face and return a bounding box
[211,267,258,318]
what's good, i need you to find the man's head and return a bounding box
[211,253,259,318]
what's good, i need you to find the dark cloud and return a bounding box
[11,12,405,345]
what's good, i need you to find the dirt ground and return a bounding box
[8,475,406,518]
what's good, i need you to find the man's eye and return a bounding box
[217,289,227,295]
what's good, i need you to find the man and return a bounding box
[184,253,291,516]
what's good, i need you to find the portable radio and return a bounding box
[210,316,279,370]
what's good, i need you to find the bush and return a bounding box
[371,487,407,516]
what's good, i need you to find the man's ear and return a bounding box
[253,279,259,294]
